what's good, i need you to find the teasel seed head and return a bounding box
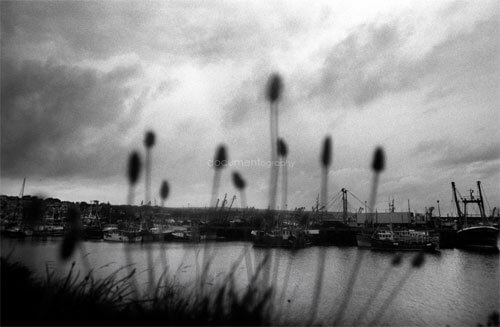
[321,136,332,168]
[60,231,79,261]
[214,145,227,170]
[160,180,169,200]
[128,152,142,185]
[372,147,385,172]
[232,171,246,190]
[266,73,283,103]
[144,130,156,149]
[277,138,288,157]
[391,254,403,266]
[411,252,425,268]
[60,204,82,261]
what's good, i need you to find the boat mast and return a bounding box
[476,181,486,219]
[451,182,463,219]
[342,188,348,224]
[19,178,26,198]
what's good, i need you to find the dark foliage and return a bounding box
[0,257,272,326]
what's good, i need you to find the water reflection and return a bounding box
[1,238,498,326]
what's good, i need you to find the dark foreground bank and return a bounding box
[0,257,271,326]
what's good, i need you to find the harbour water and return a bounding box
[1,237,498,326]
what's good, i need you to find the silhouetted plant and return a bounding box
[127,151,142,205]
[277,138,288,211]
[232,171,247,208]
[306,136,333,326]
[125,151,142,297]
[210,144,227,207]
[60,205,82,261]
[266,73,283,210]
[368,146,385,222]
[22,196,45,226]
[332,146,386,325]
[320,136,332,208]
[143,131,158,295]
[160,180,169,207]
[369,252,427,325]
[144,131,156,206]
[352,254,404,325]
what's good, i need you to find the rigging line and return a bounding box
[346,190,368,208]
[309,189,342,210]
[328,189,343,205]
[481,185,491,214]
[326,193,343,210]
[325,191,342,209]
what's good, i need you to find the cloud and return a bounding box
[0,58,147,179]
[310,13,499,108]
[0,1,498,211]
[0,1,281,66]
[414,139,500,169]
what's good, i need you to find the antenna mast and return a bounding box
[476,181,486,219]
[342,188,348,224]
[19,178,26,198]
[451,182,463,218]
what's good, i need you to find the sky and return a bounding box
[1,0,499,216]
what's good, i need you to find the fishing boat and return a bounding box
[356,229,374,247]
[170,229,193,241]
[47,224,65,237]
[452,181,499,250]
[103,227,142,242]
[370,227,439,251]
[252,227,310,249]
[82,211,104,240]
[149,227,162,242]
[83,223,104,240]
[3,224,32,238]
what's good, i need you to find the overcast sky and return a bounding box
[1,0,498,215]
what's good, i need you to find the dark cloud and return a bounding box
[1,58,146,179]
[311,15,499,108]
[0,1,275,65]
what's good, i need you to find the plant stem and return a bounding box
[282,163,288,211]
[145,149,151,205]
[269,103,279,210]
[210,171,221,208]
[369,172,380,224]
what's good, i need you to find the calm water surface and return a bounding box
[2,237,498,326]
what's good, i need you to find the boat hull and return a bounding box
[456,226,499,250]
[83,227,103,240]
[371,238,437,251]
[356,233,372,248]
[103,231,142,243]
[252,231,310,249]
